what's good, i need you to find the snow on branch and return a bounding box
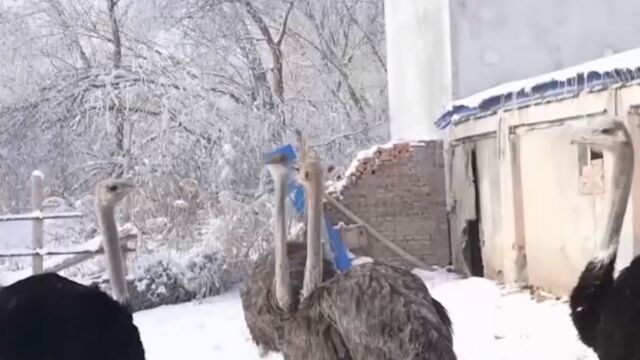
[0,211,84,222]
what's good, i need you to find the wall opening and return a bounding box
[578,145,605,195]
[589,148,603,161]
[464,149,485,277]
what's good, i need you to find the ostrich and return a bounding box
[282,145,456,360]
[241,153,337,357]
[0,178,145,360]
[569,118,637,360]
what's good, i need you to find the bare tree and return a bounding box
[0,0,389,272]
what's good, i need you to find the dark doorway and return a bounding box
[465,149,484,277]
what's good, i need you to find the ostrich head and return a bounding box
[95,178,136,209]
[569,118,636,350]
[571,118,632,152]
[294,156,324,188]
[571,117,634,261]
[94,178,136,306]
[266,153,289,178]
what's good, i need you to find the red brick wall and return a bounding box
[325,140,450,268]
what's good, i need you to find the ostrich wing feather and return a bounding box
[285,262,456,360]
[317,263,456,360]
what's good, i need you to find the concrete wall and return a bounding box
[517,123,634,295]
[384,0,452,140]
[450,0,640,97]
[326,141,450,268]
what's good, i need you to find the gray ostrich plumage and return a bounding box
[279,142,457,360]
[283,262,455,360]
[240,152,337,356]
[241,241,337,355]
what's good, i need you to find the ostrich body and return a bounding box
[241,154,337,356]
[569,119,637,360]
[281,147,456,360]
[241,242,337,355]
[0,179,145,360]
[284,262,455,360]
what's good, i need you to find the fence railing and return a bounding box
[0,171,136,285]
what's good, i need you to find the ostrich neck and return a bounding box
[600,144,635,257]
[97,203,129,305]
[302,165,324,298]
[272,171,292,311]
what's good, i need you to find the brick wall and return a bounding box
[325,140,450,268]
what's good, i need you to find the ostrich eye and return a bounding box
[108,185,119,192]
[600,128,613,135]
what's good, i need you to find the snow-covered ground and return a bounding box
[134,267,596,360]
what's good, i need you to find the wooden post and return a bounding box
[627,109,640,257]
[324,194,428,269]
[31,171,45,274]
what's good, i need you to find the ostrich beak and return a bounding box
[123,182,137,194]
[265,153,289,178]
[118,175,137,186]
[266,153,288,166]
[112,179,137,194]
[570,129,614,147]
[571,118,630,147]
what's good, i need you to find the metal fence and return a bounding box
[0,171,134,280]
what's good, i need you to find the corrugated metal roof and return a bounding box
[436,50,640,130]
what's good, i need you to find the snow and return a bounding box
[133,267,596,360]
[0,221,30,249]
[445,47,640,115]
[134,289,281,360]
[431,277,594,360]
[327,139,429,195]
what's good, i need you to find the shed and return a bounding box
[439,48,640,295]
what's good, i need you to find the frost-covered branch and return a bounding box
[0,0,389,274]
[243,0,295,102]
[106,0,122,68]
[312,119,387,148]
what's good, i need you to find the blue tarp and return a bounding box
[263,144,352,272]
[435,67,640,130]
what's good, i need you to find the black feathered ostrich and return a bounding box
[241,152,337,357]
[0,179,145,360]
[281,140,456,360]
[569,118,637,360]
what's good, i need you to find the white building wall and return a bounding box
[385,0,640,137]
[384,0,452,141]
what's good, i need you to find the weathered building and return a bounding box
[439,50,640,295]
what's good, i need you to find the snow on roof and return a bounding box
[436,47,640,130]
[326,139,428,197]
